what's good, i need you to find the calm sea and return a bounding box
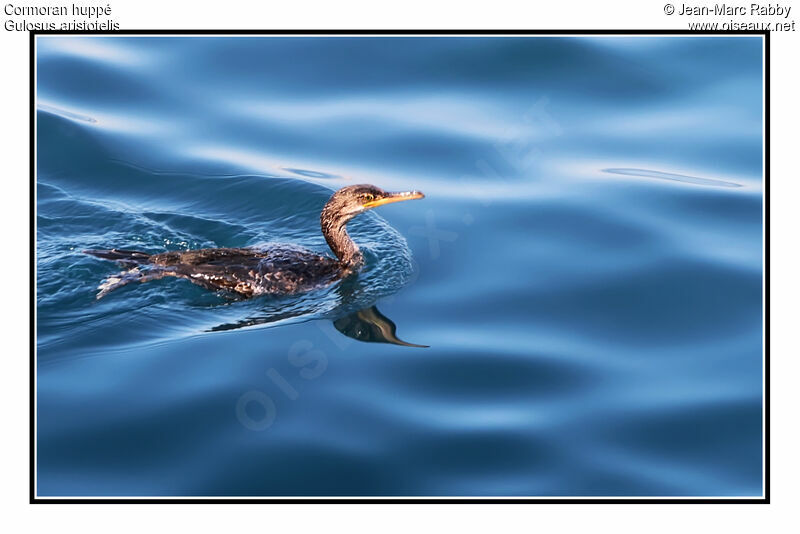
[36,36,764,496]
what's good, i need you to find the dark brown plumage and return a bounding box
[84,184,424,299]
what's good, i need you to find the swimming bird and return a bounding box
[84,184,424,299]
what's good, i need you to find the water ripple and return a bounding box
[603,167,742,188]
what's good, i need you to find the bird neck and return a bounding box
[321,213,363,269]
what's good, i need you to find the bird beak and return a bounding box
[363,190,425,209]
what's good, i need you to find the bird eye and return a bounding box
[362,194,374,202]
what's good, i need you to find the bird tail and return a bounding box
[95,267,145,299]
[83,248,152,264]
[84,249,157,299]
[93,266,174,299]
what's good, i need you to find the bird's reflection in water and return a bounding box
[332,306,428,347]
[209,305,428,348]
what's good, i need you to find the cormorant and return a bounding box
[84,184,424,299]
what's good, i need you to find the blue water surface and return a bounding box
[35,36,764,497]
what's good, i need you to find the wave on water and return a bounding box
[35,36,764,497]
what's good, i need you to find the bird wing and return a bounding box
[148,246,340,296]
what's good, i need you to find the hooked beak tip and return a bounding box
[398,190,425,201]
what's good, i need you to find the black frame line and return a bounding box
[29,28,770,505]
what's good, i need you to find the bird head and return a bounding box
[322,184,425,227]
